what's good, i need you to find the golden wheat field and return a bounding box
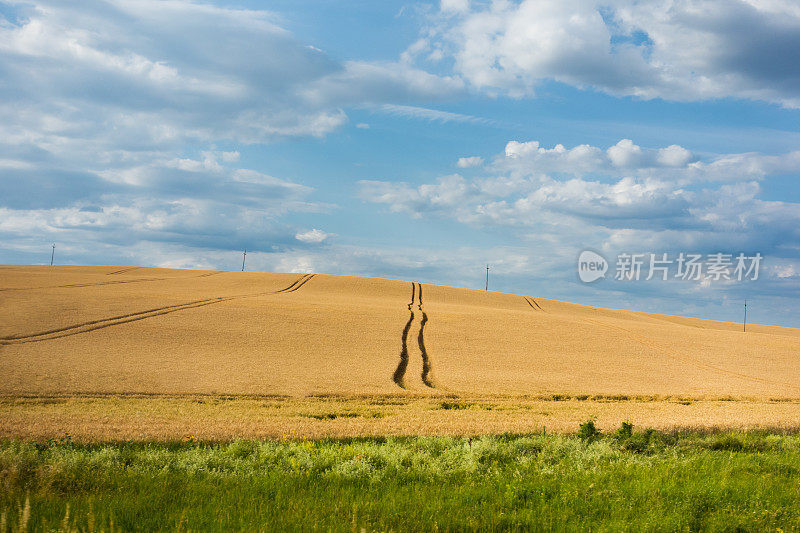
[2,264,800,440]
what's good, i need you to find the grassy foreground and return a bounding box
[2,427,800,531]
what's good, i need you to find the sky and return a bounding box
[1,0,800,327]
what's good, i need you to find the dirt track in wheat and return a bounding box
[2,264,800,440]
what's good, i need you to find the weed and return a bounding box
[305,412,361,420]
[439,401,473,410]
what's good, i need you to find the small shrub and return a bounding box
[614,425,657,454]
[578,419,601,442]
[615,421,634,440]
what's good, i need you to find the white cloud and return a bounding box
[300,61,464,107]
[295,229,331,244]
[656,145,693,167]
[503,141,605,175]
[359,174,475,219]
[607,139,643,168]
[360,139,800,264]
[456,156,483,168]
[497,139,795,184]
[419,0,800,107]
[0,159,33,169]
[440,0,470,13]
[0,143,325,260]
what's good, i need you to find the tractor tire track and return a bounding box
[583,317,800,393]
[194,271,223,279]
[281,273,315,293]
[524,296,544,311]
[1,274,315,346]
[393,282,415,388]
[273,273,312,293]
[107,267,139,275]
[2,298,224,340]
[417,283,435,388]
[0,297,237,345]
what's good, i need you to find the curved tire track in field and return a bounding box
[0,274,315,346]
[393,282,415,388]
[107,267,139,275]
[393,282,436,389]
[417,283,435,388]
[583,317,800,393]
[0,297,236,345]
[194,271,223,279]
[281,273,315,293]
[524,296,544,311]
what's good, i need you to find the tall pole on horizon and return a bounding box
[743,299,747,332]
[242,249,247,272]
[485,264,489,291]
[50,243,55,266]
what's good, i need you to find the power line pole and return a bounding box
[50,243,55,266]
[241,249,247,272]
[743,300,748,332]
[485,264,490,291]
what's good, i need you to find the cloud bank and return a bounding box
[360,139,800,288]
[0,0,460,261]
[415,0,800,107]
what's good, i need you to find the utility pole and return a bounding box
[50,243,55,266]
[485,264,490,291]
[241,249,247,272]
[743,299,747,332]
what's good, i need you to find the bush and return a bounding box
[620,430,656,454]
[578,419,601,442]
[614,421,634,440]
[611,423,658,454]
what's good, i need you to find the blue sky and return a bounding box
[1,0,800,327]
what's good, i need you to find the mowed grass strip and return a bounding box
[2,429,800,531]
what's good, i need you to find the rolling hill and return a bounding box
[3,265,799,399]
